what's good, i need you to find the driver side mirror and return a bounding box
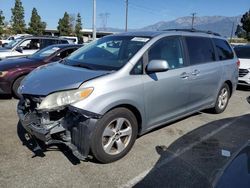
[146,60,169,73]
[16,46,23,53]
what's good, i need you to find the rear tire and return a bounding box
[211,83,230,114]
[91,107,138,163]
[12,76,25,99]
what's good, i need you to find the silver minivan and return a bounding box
[17,30,238,163]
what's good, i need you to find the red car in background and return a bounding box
[0,44,82,98]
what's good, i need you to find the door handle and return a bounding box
[191,69,200,76]
[180,72,189,79]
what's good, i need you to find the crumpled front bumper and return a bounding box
[17,99,101,160]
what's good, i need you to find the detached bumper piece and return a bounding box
[17,96,101,161]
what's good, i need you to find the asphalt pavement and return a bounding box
[0,88,250,188]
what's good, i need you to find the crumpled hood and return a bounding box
[239,58,250,69]
[20,62,110,96]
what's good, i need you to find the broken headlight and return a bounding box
[38,87,93,111]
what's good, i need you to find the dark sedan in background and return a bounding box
[0,44,82,98]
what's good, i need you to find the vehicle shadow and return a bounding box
[17,121,81,165]
[134,114,250,188]
[0,94,12,100]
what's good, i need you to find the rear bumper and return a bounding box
[17,99,101,160]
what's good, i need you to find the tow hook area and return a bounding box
[18,99,101,161]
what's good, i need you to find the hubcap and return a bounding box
[102,118,132,155]
[218,88,228,110]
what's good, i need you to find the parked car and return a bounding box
[234,45,250,86]
[0,44,82,98]
[0,36,70,60]
[59,36,78,44]
[17,30,238,163]
[0,34,32,46]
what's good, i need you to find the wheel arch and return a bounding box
[224,80,233,97]
[105,104,143,135]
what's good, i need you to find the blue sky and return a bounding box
[0,0,249,29]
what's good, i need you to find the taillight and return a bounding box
[236,60,240,68]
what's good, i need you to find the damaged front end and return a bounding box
[17,95,101,161]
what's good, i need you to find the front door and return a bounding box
[143,36,190,129]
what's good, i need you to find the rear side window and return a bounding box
[185,37,216,65]
[213,38,234,60]
[40,39,58,48]
[60,40,69,44]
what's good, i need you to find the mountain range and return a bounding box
[98,16,241,37]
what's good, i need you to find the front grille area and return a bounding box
[22,94,43,111]
[239,69,249,77]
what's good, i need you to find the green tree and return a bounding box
[0,10,5,35]
[235,24,246,38]
[240,9,250,40]
[75,13,83,38]
[28,8,46,35]
[11,0,26,34]
[57,12,72,36]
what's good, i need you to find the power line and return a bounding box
[99,12,110,30]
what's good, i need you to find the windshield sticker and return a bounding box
[131,37,150,42]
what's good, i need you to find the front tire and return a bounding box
[91,107,138,163]
[212,83,230,114]
[12,76,25,99]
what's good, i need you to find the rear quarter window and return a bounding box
[185,36,216,65]
[213,38,234,60]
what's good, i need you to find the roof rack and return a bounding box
[163,29,221,36]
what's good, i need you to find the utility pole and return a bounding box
[125,0,128,32]
[191,13,197,29]
[92,0,96,40]
[230,21,235,43]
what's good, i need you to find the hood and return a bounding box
[0,48,11,52]
[20,62,110,96]
[239,58,250,69]
[0,57,37,71]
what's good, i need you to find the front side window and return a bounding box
[185,36,216,65]
[65,36,150,71]
[148,37,184,69]
[213,38,234,60]
[19,39,40,50]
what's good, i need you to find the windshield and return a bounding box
[4,38,22,49]
[65,35,150,71]
[234,46,250,59]
[30,46,61,59]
